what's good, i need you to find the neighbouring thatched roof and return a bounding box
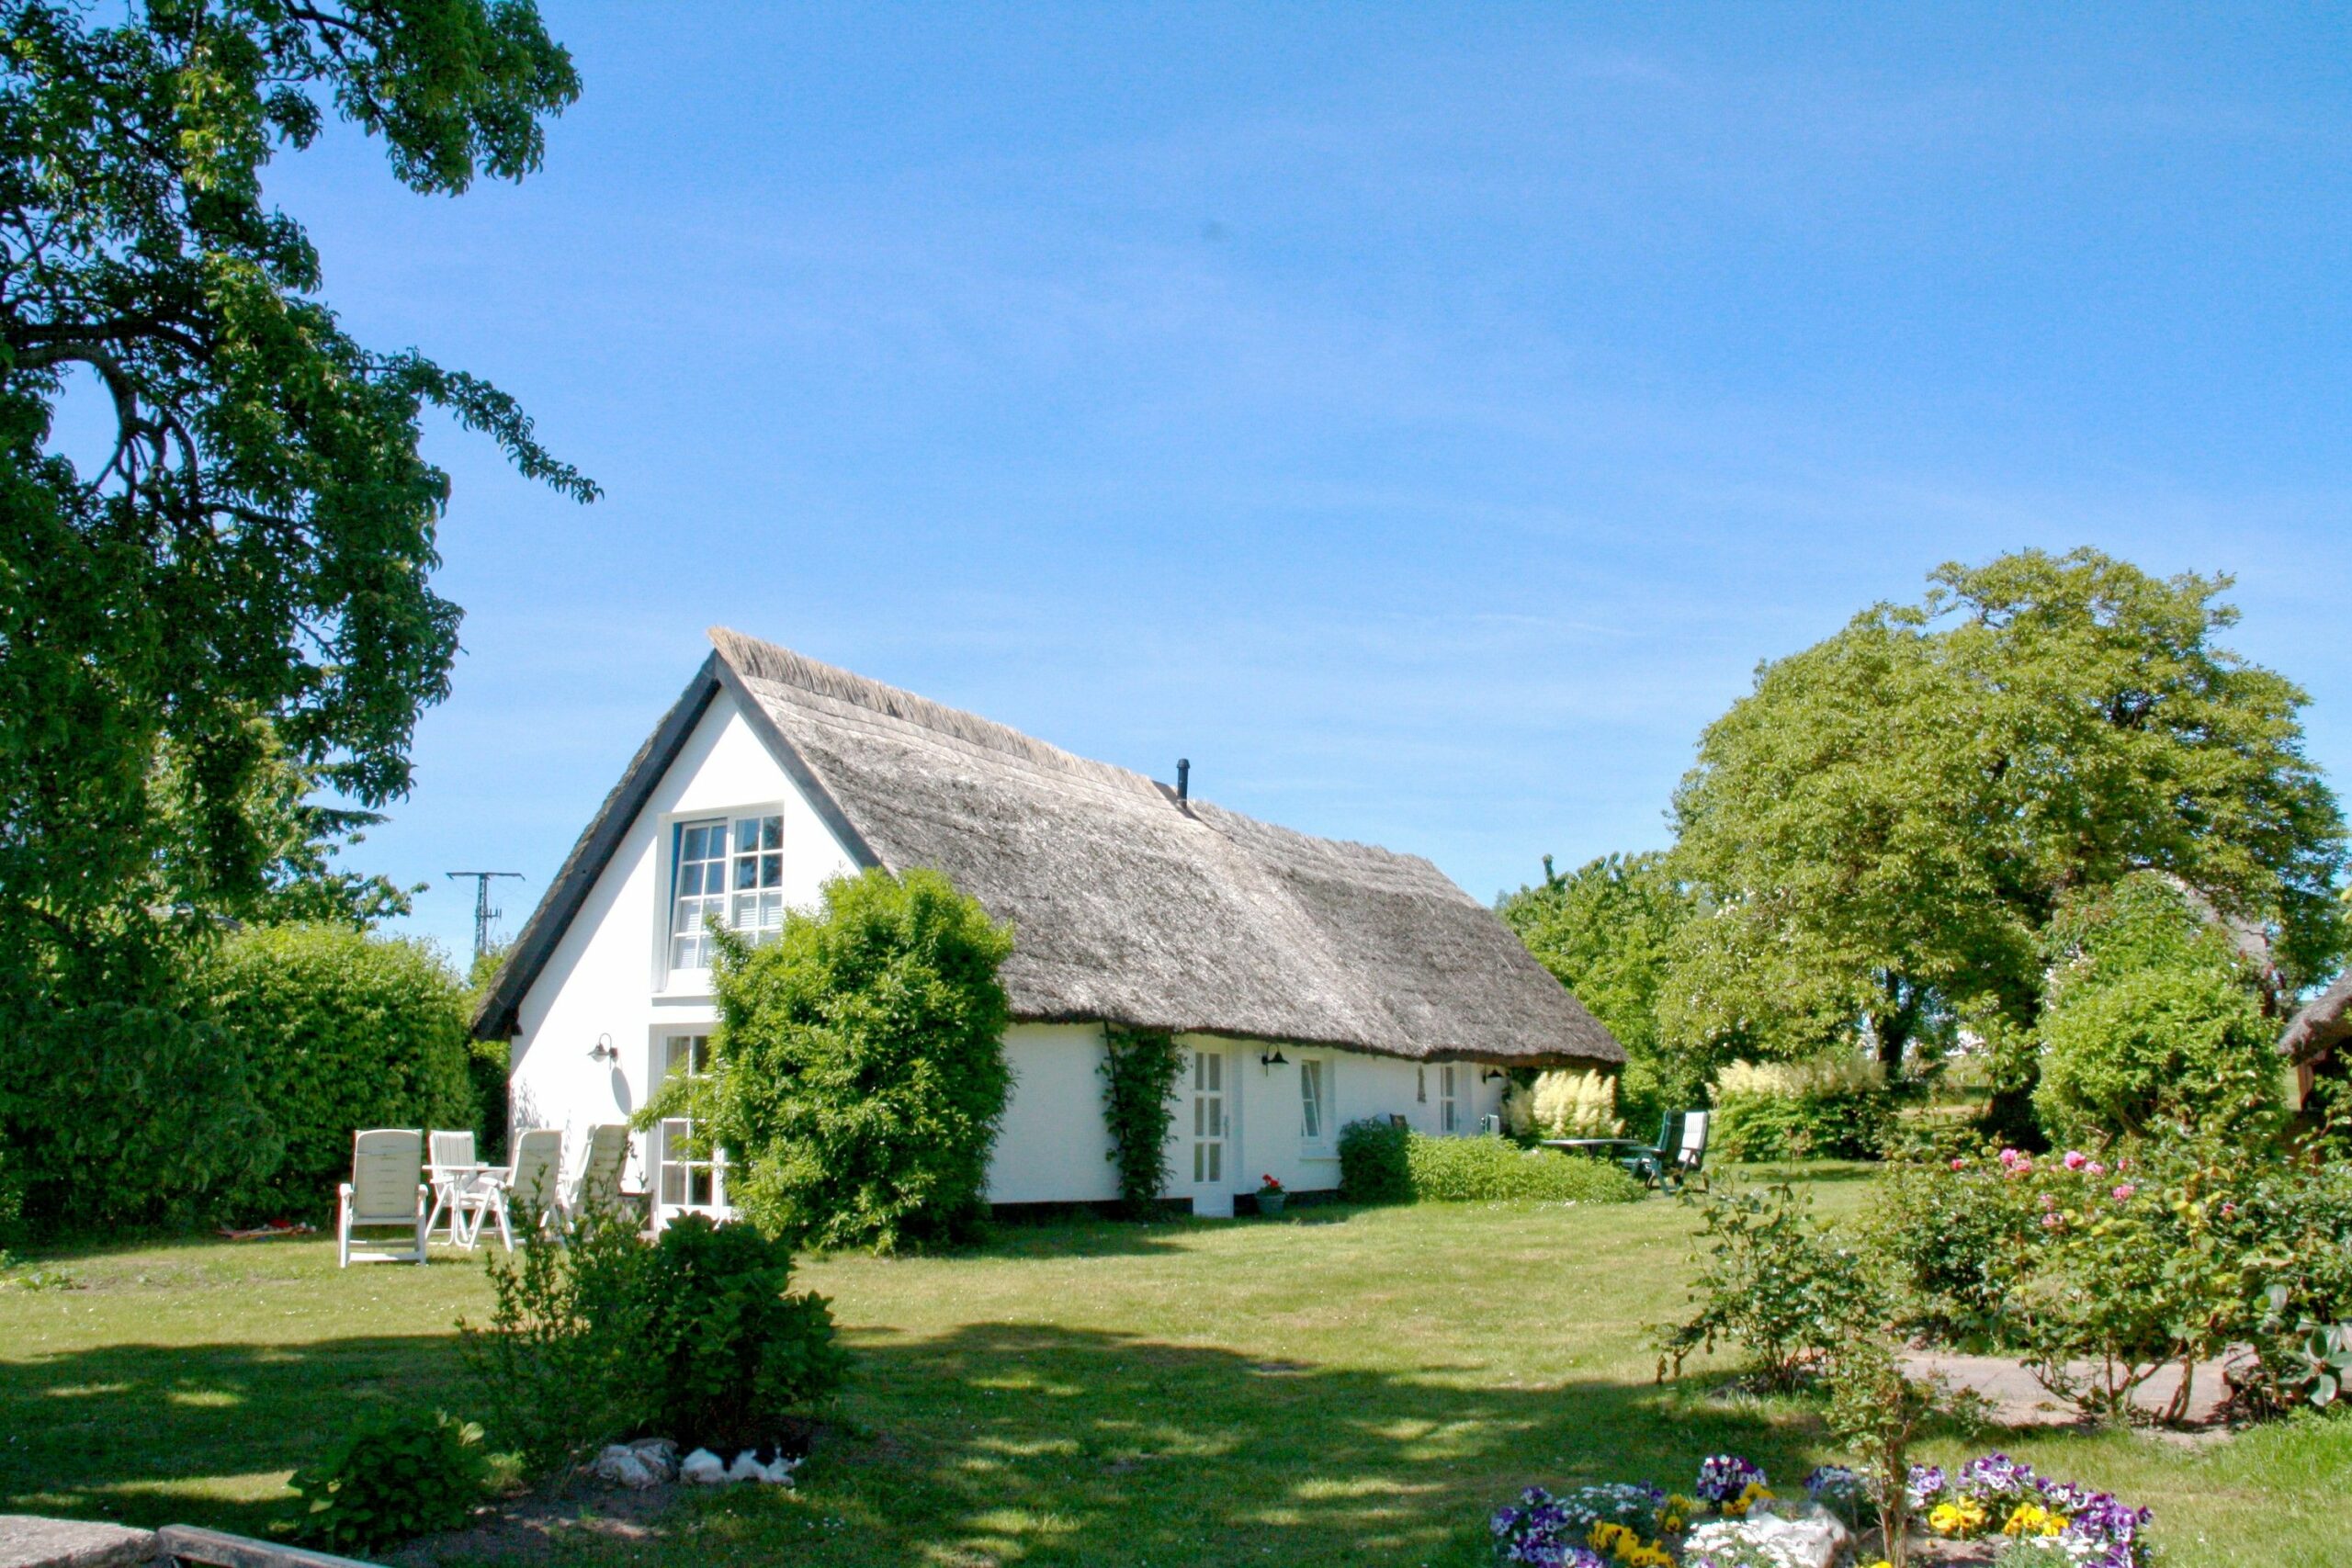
[475,628,1623,1068]
[2280,969,2352,1067]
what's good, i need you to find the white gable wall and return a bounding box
[508,688,858,1195]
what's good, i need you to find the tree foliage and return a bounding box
[2034,872,2278,1142]
[1668,548,2346,1078]
[657,869,1015,1253]
[1498,851,1702,1116]
[0,0,590,987]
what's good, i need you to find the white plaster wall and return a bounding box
[1206,1042,1515,1201]
[988,1022,1119,1204]
[507,688,858,1192]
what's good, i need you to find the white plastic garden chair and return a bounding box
[336,1128,429,1268]
[566,1123,631,1222]
[453,1127,565,1250]
[424,1129,483,1244]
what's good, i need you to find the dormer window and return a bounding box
[670,812,784,972]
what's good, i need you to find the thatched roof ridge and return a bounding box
[477,629,1623,1068]
[2280,969,2352,1066]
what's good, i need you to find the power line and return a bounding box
[445,871,524,964]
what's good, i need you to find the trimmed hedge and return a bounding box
[202,924,477,1218]
[1338,1119,1642,1204]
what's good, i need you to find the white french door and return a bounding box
[1187,1046,1233,1217]
[651,1032,729,1225]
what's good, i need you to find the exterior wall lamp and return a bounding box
[589,1032,618,1065]
[1259,1048,1289,1069]
[1481,1067,1506,1083]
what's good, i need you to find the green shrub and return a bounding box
[460,1208,850,1472]
[1656,1181,1868,1391]
[291,1410,489,1551]
[2034,873,2278,1143]
[635,1214,848,1450]
[1710,1055,1890,1162]
[655,869,1013,1252]
[1337,1118,1412,1202]
[202,924,475,1218]
[460,1205,652,1474]
[0,987,272,1230]
[1403,1133,1643,1203]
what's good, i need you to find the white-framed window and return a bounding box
[1300,1056,1330,1151]
[669,812,785,971]
[653,1032,729,1213]
[1416,1066,1427,1104]
[1441,1063,1461,1134]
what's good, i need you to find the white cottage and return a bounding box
[471,628,1624,1224]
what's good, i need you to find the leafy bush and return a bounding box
[0,986,273,1230]
[291,1410,489,1551]
[1403,1133,1642,1203]
[2034,874,2278,1143]
[1337,1117,1411,1202]
[460,1205,652,1473]
[461,1207,848,1472]
[634,1214,848,1450]
[1656,1181,1867,1391]
[1711,1055,1890,1162]
[656,869,1012,1252]
[201,924,476,1217]
[1867,1136,2352,1422]
[1099,1027,1182,1217]
[1340,1121,1641,1204]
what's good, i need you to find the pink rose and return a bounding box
[2086,1161,2107,1177]
[1951,1157,1968,1171]
[2041,1213,2063,1228]
[2112,1183,2135,1202]
[2064,1150,2087,1170]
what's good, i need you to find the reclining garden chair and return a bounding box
[424,1129,483,1244]
[566,1123,632,1223]
[1618,1110,1712,1192]
[337,1128,429,1267]
[453,1127,565,1250]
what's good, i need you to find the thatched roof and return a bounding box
[475,628,1623,1068]
[2280,969,2352,1067]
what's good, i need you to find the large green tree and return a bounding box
[0,0,589,1225]
[1,0,591,968]
[1668,548,2346,1084]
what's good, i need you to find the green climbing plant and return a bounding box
[1101,1027,1183,1217]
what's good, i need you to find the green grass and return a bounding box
[4,1173,2347,1567]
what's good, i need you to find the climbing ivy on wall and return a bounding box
[1100,1027,1184,1217]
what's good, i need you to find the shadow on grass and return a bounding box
[2,1313,1827,1567]
[653,1321,1821,1568]
[0,1333,472,1539]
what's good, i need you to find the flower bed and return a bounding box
[1490,1453,2149,1568]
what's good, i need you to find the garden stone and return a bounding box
[680,1448,728,1485]
[1684,1505,1850,1568]
[593,1445,657,1490]
[0,1515,154,1568]
[626,1438,679,1483]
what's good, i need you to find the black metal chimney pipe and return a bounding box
[1176,758,1190,802]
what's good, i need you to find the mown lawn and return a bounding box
[4,1168,2347,1567]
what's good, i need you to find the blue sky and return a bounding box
[267,5,2352,962]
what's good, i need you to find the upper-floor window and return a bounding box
[670,812,784,972]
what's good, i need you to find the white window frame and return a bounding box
[666,809,786,976]
[651,1032,729,1219]
[1441,1063,1461,1134]
[1299,1055,1333,1156]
